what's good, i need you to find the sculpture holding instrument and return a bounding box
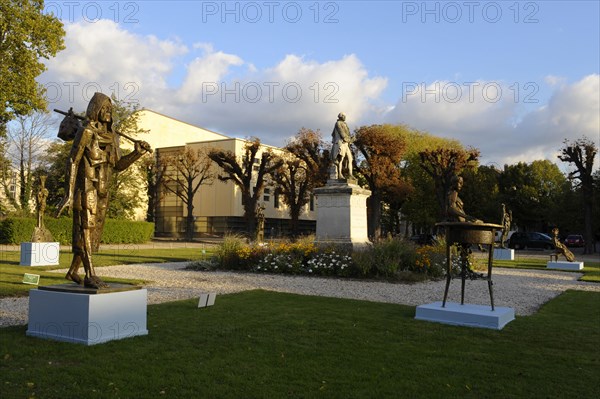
[551,227,575,262]
[330,112,353,180]
[55,93,151,289]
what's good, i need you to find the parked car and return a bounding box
[564,234,585,247]
[508,232,555,250]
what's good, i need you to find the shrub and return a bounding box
[0,217,154,245]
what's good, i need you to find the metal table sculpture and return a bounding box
[438,175,502,310]
[436,222,503,310]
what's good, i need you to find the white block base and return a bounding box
[27,287,148,345]
[493,248,514,261]
[20,242,60,266]
[546,261,584,271]
[415,302,515,330]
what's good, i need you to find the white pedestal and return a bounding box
[415,302,515,330]
[20,242,60,266]
[313,180,371,248]
[546,261,584,271]
[27,285,148,345]
[493,248,514,261]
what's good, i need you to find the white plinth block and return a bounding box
[546,261,584,271]
[313,180,371,248]
[20,242,60,266]
[493,248,514,261]
[27,287,148,345]
[415,302,515,330]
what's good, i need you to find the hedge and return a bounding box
[0,217,154,245]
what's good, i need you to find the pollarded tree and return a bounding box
[273,128,330,237]
[353,124,409,240]
[0,0,65,136]
[419,146,480,220]
[159,147,214,241]
[209,138,283,237]
[559,137,598,253]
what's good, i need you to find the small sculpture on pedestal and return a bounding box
[499,203,512,249]
[256,203,265,243]
[330,112,353,180]
[551,227,575,262]
[31,175,54,242]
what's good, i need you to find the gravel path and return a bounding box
[2,263,599,327]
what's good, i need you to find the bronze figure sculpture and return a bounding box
[256,203,265,242]
[551,227,575,262]
[56,93,151,288]
[500,203,512,249]
[446,175,481,223]
[31,175,54,242]
[330,112,353,179]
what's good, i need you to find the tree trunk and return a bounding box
[368,191,382,241]
[583,194,594,254]
[289,205,301,239]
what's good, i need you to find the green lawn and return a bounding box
[494,258,600,282]
[0,289,598,398]
[0,248,208,297]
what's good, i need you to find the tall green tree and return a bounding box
[352,124,409,240]
[461,165,502,223]
[418,146,480,220]
[499,160,568,232]
[209,138,282,237]
[0,0,65,136]
[559,137,598,253]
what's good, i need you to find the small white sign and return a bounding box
[198,293,216,308]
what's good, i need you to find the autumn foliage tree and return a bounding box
[159,147,214,241]
[209,138,282,237]
[419,147,480,219]
[353,124,410,240]
[559,136,598,253]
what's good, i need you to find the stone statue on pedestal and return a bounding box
[330,113,353,180]
[551,227,575,262]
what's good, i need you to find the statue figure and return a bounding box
[551,227,575,262]
[446,175,481,223]
[330,112,353,179]
[256,203,265,242]
[31,175,53,242]
[56,93,151,288]
[500,203,512,248]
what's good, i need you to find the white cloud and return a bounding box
[384,75,600,166]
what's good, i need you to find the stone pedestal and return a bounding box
[20,242,60,266]
[493,248,514,261]
[415,302,515,330]
[547,261,584,271]
[313,179,371,248]
[27,284,148,345]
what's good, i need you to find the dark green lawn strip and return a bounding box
[1,290,598,398]
[495,258,600,282]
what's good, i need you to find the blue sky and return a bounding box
[40,1,600,166]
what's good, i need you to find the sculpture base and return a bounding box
[20,242,60,266]
[27,284,148,345]
[415,302,515,330]
[314,180,371,249]
[493,248,514,260]
[546,261,584,271]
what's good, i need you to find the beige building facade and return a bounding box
[135,110,316,238]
